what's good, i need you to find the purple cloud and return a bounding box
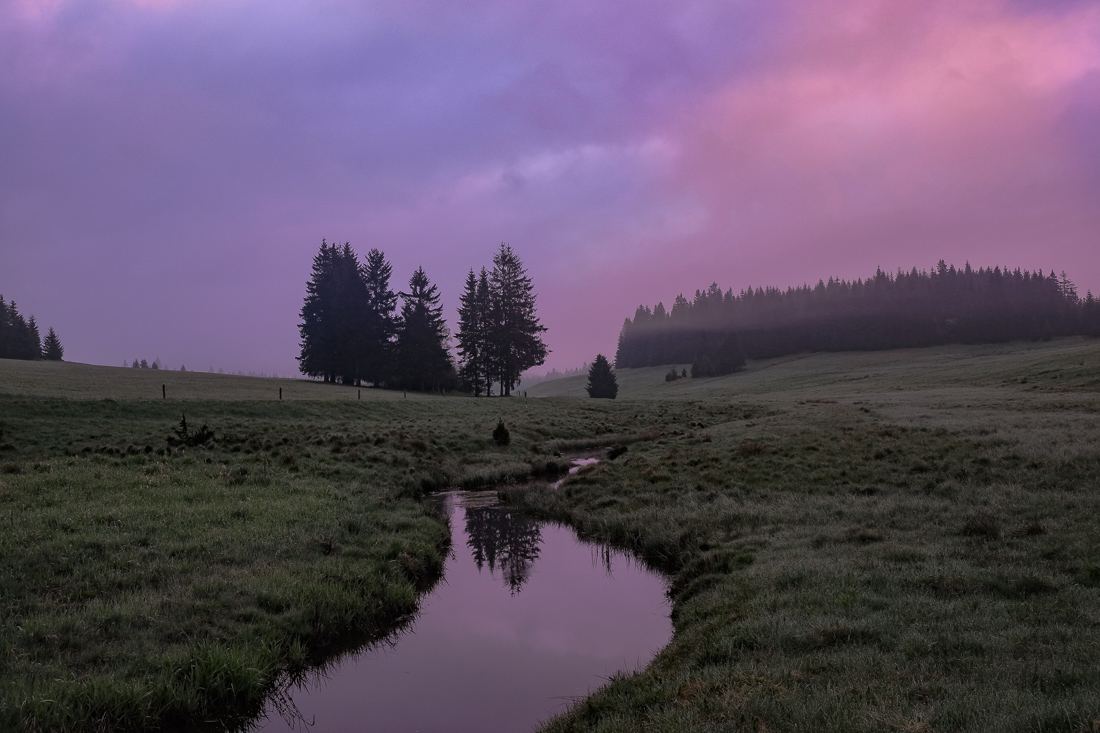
[1,0,1097,375]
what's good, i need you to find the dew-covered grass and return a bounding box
[516,337,1100,732]
[3,338,1099,731]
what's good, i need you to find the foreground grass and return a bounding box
[516,338,1100,732]
[0,389,583,732]
[3,338,1099,731]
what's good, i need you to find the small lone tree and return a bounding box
[493,418,510,446]
[42,327,64,361]
[586,354,618,399]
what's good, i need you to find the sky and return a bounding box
[2,0,1098,376]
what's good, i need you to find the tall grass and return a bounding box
[3,338,1100,731]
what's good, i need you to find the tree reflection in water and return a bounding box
[464,504,542,593]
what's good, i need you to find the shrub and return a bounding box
[493,419,510,446]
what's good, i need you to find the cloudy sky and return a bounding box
[2,0,1098,375]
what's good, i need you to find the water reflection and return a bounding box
[465,502,541,593]
[551,457,601,489]
[254,491,671,733]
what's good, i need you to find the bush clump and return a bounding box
[169,414,215,448]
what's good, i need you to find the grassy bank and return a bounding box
[3,338,1099,731]
[0,372,585,732]
[516,338,1100,731]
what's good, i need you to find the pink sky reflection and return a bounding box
[1,0,1098,375]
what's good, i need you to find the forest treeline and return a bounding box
[616,262,1100,369]
[298,241,547,394]
[0,295,63,361]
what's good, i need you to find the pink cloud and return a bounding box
[2,0,1098,374]
[632,0,1100,295]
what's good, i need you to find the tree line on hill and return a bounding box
[297,241,547,394]
[0,295,63,361]
[616,262,1100,371]
[518,363,590,388]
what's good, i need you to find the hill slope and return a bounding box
[528,338,1100,399]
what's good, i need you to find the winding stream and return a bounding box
[255,485,671,733]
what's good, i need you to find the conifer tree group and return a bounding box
[455,244,549,396]
[0,295,63,361]
[617,262,1100,369]
[297,240,548,394]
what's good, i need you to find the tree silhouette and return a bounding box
[488,245,548,395]
[586,354,618,398]
[456,245,548,396]
[394,267,453,391]
[456,268,491,395]
[617,263,1093,368]
[298,240,345,382]
[0,296,44,360]
[298,241,384,385]
[42,325,61,361]
[360,248,399,386]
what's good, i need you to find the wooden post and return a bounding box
[279,387,282,400]
[162,384,165,399]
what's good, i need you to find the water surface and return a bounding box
[256,490,671,733]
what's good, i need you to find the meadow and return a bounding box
[2,338,1099,731]
[524,338,1100,732]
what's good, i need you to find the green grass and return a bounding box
[0,359,430,401]
[515,337,1100,732]
[0,371,579,732]
[3,338,1100,731]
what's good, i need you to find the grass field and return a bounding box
[2,338,1099,731]
[521,338,1100,732]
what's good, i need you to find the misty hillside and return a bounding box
[616,263,1100,370]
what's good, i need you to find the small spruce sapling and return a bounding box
[493,419,510,446]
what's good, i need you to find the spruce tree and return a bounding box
[475,269,494,395]
[487,244,548,396]
[42,328,63,361]
[456,268,488,395]
[0,298,46,360]
[586,354,618,399]
[360,248,398,386]
[26,316,42,359]
[332,242,369,385]
[395,267,453,391]
[298,240,340,381]
[297,240,369,383]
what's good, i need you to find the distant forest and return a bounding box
[0,295,63,362]
[298,241,547,394]
[616,262,1100,369]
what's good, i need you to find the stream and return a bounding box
[254,477,671,733]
